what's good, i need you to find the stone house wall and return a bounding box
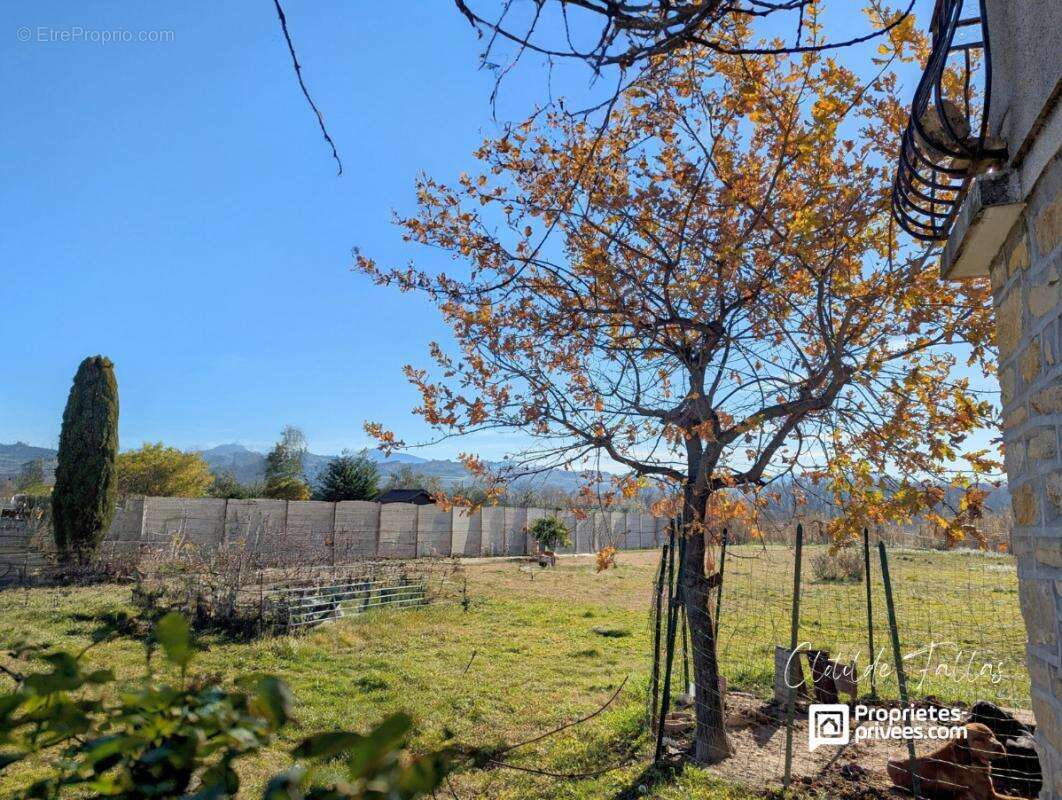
[993,152,1062,794]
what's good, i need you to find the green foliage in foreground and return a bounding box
[0,613,451,800]
[52,355,120,561]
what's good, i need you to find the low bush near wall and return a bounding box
[130,544,462,636]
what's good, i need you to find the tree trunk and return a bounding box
[683,491,733,763]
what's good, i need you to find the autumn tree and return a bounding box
[358,17,994,761]
[453,0,915,102]
[116,443,213,498]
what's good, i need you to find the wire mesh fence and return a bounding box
[647,519,1038,798]
[268,561,459,629]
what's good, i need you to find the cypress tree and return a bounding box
[52,356,119,562]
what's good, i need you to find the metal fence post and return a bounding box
[879,541,921,800]
[649,540,669,735]
[654,520,680,763]
[863,527,877,699]
[783,523,804,789]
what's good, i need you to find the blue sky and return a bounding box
[3,0,985,465]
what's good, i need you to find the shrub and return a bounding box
[264,475,312,500]
[117,442,213,497]
[0,613,452,799]
[811,547,864,583]
[14,459,48,494]
[314,453,379,501]
[528,515,570,550]
[52,355,119,562]
[209,471,261,499]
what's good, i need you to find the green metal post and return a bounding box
[654,521,680,762]
[649,541,669,734]
[783,523,804,789]
[879,541,921,800]
[863,527,877,699]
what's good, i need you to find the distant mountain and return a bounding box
[0,442,426,486]
[0,442,57,482]
[197,444,429,486]
[195,444,599,493]
[0,441,1011,514]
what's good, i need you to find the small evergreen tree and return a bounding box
[52,356,119,561]
[314,453,379,501]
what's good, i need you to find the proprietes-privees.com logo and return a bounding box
[809,704,967,751]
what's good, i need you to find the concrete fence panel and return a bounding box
[334,501,379,560]
[142,498,226,550]
[609,511,627,549]
[626,512,642,550]
[480,507,506,556]
[524,507,546,554]
[451,507,481,556]
[378,503,417,558]
[224,499,287,551]
[636,513,658,549]
[556,511,578,554]
[417,505,452,557]
[504,507,528,556]
[592,511,610,552]
[575,516,593,553]
[88,497,667,565]
[286,501,335,560]
[105,498,146,543]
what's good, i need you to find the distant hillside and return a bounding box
[195,444,597,493]
[0,441,1010,514]
[197,444,429,485]
[0,442,57,482]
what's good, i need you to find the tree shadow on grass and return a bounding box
[611,759,686,800]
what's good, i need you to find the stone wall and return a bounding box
[991,151,1062,795]
[97,496,667,564]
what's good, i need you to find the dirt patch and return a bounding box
[662,693,1035,800]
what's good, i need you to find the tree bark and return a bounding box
[683,487,733,763]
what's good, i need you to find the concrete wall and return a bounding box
[98,497,667,564]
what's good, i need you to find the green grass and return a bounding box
[0,545,1027,799]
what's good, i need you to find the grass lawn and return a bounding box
[0,545,1027,799]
